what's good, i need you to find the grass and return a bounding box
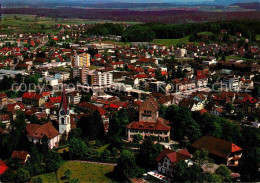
[0,14,140,34]
[197,32,214,36]
[96,144,109,154]
[226,56,255,61]
[99,40,131,47]
[57,161,114,183]
[152,36,199,47]
[256,35,260,41]
[32,172,58,183]
[31,161,114,183]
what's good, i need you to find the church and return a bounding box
[26,87,71,149]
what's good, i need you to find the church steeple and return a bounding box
[60,85,68,112]
[59,85,71,134]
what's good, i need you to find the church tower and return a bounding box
[59,86,71,134]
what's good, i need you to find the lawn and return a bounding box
[0,14,140,34]
[31,161,114,183]
[152,36,198,47]
[32,172,58,183]
[57,161,114,183]
[257,34,260,41]
[226,56,255,61]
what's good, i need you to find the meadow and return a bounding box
[32,161,114,183]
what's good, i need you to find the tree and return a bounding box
[32,177,43,183]
[136,137,162,170]
[64,169,72,181]
[166,106,201,142]
[15,168,30,183]
[171,160,190,182]
[45,151,61,172]
[192,150,212,167]
[225,103,234,113]
[68,128,82,140]
[101,149,110,160]
[77,110,105,141]
[0,169,15,182]
[69,138,87,159]
[132,134,143,143]
[204,172,222,183]
[239,147,260,182]
[114,150,144,181]
[252,86,260,98]
[1,75,14,90]
[215,165,231,182]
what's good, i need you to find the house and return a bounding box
[67,91,82,104]
[210,106,223,116]
[126,96,170,141]
[6,102,26,114]
[11,151,30,164]
[0,93,7,105]
[179,99,204,111]
[155,148,192,177]
[0,161,8,175]
[191,135,242,166]
[26,123,60,149]
[0,114,11,128]
[22,92,46,106]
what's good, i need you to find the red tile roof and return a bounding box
[26,123,59,140]
[155,149,191,166]
[0,161,8,175]
[12,151,29,161]
[191,135,242,159]
[49,96,62,103]
[126,120,170,131]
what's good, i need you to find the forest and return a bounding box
[86,20,260,42]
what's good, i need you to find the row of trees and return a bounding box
[88,21,259,42]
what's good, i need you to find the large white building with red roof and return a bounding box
[26,123,60,149]
[126,96,171,141]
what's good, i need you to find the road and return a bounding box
[69,160,117,166]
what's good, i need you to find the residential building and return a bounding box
[71,52,91,68]
[0,93,7,105]
[86,70,113,86]
[155,149,192,177]
[222,76,240,92]
[126,96,170,141]
[11,151,30,164]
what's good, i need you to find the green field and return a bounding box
[32,172,58,183]
[257,35,260,41]
[32,161,114,183]
[226,56,255,61]
[152,36,198,47]
[0,14,140,34]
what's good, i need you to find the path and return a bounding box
[69,160,117,166]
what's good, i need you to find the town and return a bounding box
[0,13,259,183]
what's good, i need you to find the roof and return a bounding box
[0,161,8,175]
[126,120,170,131]
[49,96,61,103]
[191,135,242,159]
[26,123,59,140]
[60,86,68,112]
[155,149,191,166]
[22,92,42,100]
[12,151,29,161]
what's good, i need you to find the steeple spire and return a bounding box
[61,85,68,112]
